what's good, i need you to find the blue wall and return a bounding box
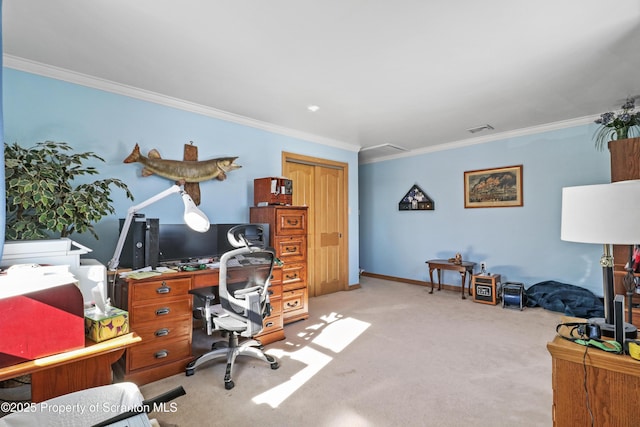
[359,125,611,296]
[3,68,360,285]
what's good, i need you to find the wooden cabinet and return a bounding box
[251,206,309,324]
[609,137,640,319]
[547,333,640,426]
[113,266,284,385]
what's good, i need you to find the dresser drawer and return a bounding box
[276,209,306,235]
[128,337,191,371]
[282,262,306,290]
[133,321,192,344]
[131,278,191,302]
[274,236,306,262]
[131,298,191,324]
[283,288,306,314]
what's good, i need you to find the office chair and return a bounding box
[186,225,279,390]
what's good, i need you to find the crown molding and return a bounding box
[3,54,360,153]
[358,116,597,164]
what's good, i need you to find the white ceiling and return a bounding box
[3,1,640,163]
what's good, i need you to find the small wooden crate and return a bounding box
[472,274,501,305]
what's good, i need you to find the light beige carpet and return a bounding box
[140,276,560,427]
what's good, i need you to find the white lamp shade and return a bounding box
[561,180,640,244]
[181,193,210,232]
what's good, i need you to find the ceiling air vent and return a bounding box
[359,143,409,162]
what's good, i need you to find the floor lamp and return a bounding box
[561,179,640,338]
[108,184,210,271]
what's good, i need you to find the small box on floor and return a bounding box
[84,306,129,342]
[502,282,525,310]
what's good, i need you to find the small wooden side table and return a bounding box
[426,259,476,299]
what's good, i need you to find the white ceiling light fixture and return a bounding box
[466,124,495,134]
[307,105,320,112]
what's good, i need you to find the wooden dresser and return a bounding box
[113,266,283,385]
[547,332,640,426]
[250,206,309,324]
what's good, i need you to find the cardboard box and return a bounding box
[84,306,129,342]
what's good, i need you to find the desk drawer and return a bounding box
[261,299,283,334]
[268,283,282,299]
[128,337,191,371]
[192,272,219,288]
[131,298,191,324]
[134,320,192,343]
[132,278,191,302]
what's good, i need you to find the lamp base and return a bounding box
[588,317,638,339]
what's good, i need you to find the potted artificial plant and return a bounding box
[4,141,133,240]
[594,97,640,151]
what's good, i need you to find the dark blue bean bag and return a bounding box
[526,281,604,318]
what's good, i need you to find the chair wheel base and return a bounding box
[270,362,279,370]
[185,363,195,376]
[225,380,234,390]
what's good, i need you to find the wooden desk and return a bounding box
[0,333,141,402]
[548,319,640,426]
[113,266,283,385]
[426,259,476,299]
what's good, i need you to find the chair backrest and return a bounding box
[218,241,275,337]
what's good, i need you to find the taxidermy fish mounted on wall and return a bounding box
[123,143,241,182]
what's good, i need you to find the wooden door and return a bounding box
[282,152,348,297]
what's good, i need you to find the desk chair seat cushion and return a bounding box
[0,382,144,427]
[213,315,248,333]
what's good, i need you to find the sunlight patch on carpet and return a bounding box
[312,317,370,353]
[252,315,370,408]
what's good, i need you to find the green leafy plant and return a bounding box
[594,97,640,150]
[5,141,134,240]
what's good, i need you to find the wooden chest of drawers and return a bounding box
[115,275,194,385]
[251,206,309,324]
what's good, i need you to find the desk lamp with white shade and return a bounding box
[108,184,210,271]
[561,179,640,338]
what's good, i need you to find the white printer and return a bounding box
[0,238,107,304]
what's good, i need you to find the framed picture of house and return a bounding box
[464,165,523,208]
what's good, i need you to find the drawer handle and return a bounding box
[285,273,298,280]
[265,321,274,328]
[155,328,170,337]
[156,307,170,316]
[286,219,299,226]
[286,301,299,308]
[156,284,171,294]
[154,350,169,359]
[284,246,296,253]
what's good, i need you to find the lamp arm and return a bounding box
[107,185,182,271]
